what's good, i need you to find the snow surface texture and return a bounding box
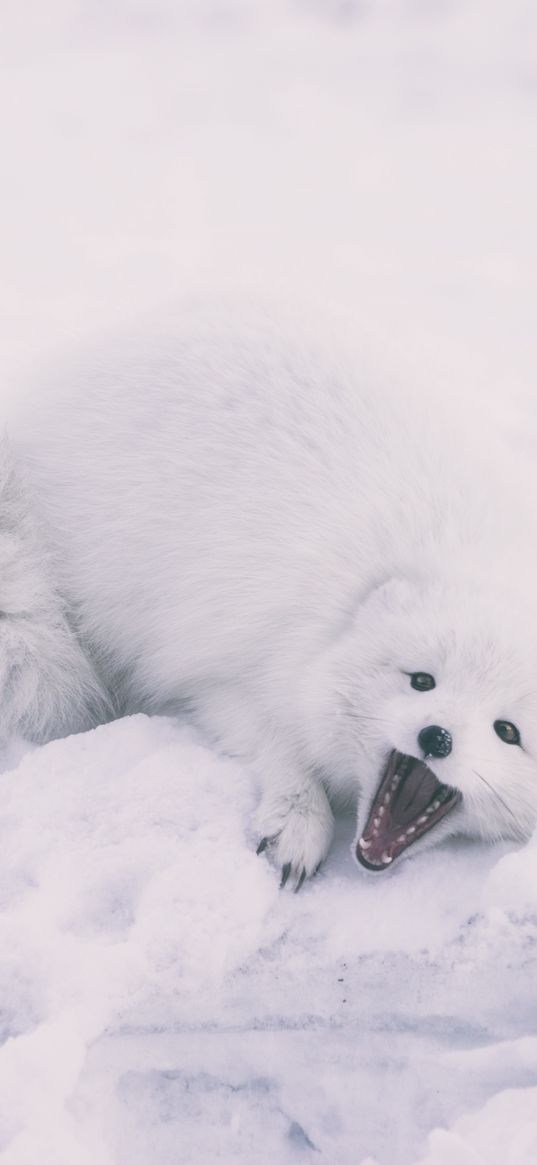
[1,719,537,1164]
[2,2,537,1163]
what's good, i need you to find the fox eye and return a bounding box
[410,672,436,692]
[494,720,521,746]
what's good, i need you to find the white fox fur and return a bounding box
[5,305,537,880]
[0,438,111,742]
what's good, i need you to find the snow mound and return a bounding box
[1,715,536,1163]
[418,1082,537,1165]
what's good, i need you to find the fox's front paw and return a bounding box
[256,784,334,890]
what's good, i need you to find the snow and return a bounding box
[1,1,537,1162]
[1,716,537,1163]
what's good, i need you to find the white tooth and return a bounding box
[431,799,441,811]
[374,817,380,828]
[378,806,385,817]
[406,826,416,836]
[359,838,371,849]
[384,793,391,805]
[417,815,428,825]
[381,852,393,864]
[397,835,406,844]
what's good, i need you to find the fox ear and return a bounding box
[362,576,417,614]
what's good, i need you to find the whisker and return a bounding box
[471,768,522,834]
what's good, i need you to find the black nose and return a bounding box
[418,725,452,758]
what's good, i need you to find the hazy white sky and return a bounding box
[1,0,536,412]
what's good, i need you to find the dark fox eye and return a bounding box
[410,673,436,692]
[494,720,521,746]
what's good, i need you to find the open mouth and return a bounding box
[356,750,462,872]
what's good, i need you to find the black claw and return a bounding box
[280,862,292,889]
[294,868,307,893]
[256,837,269,855]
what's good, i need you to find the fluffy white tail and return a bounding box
[0,434,112,744]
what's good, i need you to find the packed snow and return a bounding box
[1,718,537,1163]
[1,2,537,1163]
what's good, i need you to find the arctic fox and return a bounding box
[5,307,537,886]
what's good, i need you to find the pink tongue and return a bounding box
[357,751,463,872]
[390,764,440,827]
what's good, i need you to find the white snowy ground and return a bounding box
[1,720,537,1165]
[2,2,537,1163]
